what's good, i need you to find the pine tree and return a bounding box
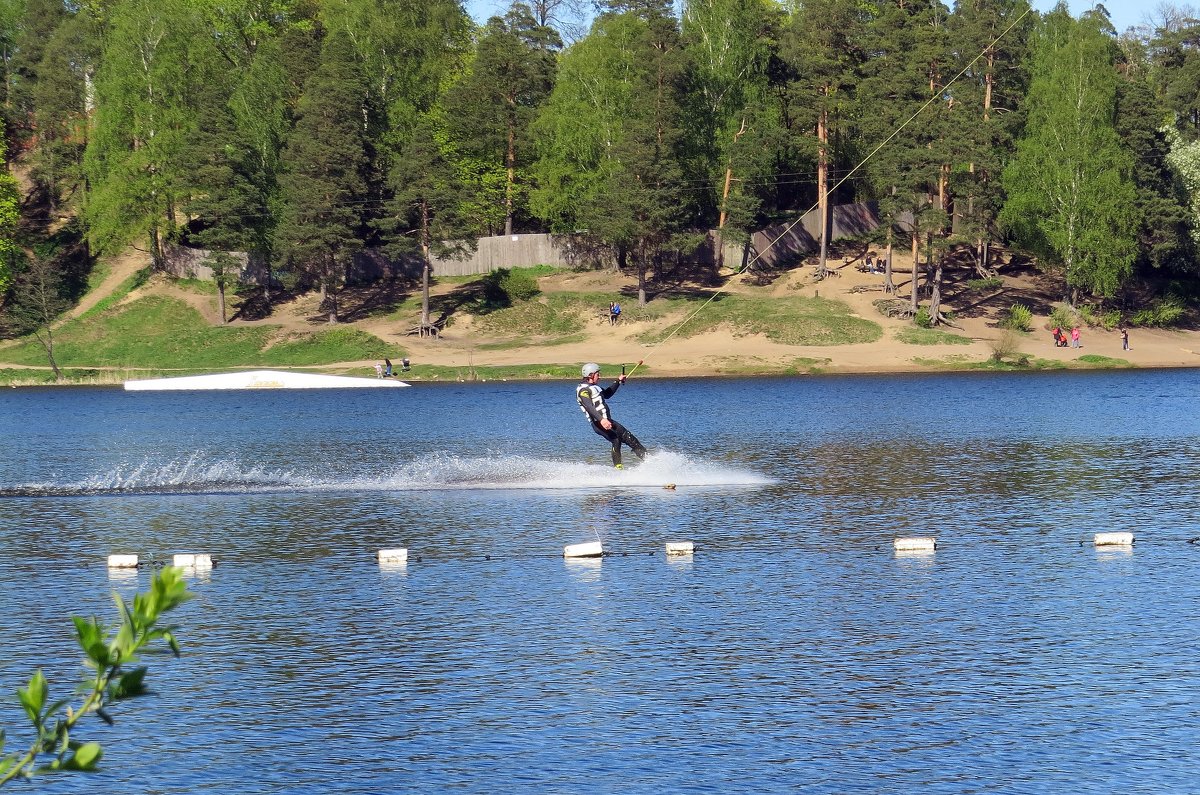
[31,15,93,215]
[782,0,868,277]
[178,72,268,323]
[531,10,690,305]
[443,2,560,236]
[946,0,1033,277]
[855,0,955,307]
[275,30,370,324]
[682,0,784,264]
[385,112,472,333]
[1115,77,1194,277]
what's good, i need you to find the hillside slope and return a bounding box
[5,246,1200,380]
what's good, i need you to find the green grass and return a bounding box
[402,362,605,381]
[705,355,831,375]
[472,293,598,337]
[1,295,402,369]
[174,278,219,295]
[86,261,112,293]
[80,267,153,318]
[895,326,973,345]
[476,332,588,350]
[1075,354,1132,368]
[964,277,1003,291]
[637,294,882,346]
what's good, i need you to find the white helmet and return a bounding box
[581,362,600,378]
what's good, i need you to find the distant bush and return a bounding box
[1079,305,1120,330]
[965,277,1002,291]
[989,329,1028,365]
[1001,303,1033,331]
[1049,304,1077,331]
[482,267,540,307]
[914,307,933,328]
[1130,295,1185,328]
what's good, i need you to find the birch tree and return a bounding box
[1001,5,1137,300]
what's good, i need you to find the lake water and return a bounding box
[1,370,1199,793]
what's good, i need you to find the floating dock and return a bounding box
[124,370,409,391]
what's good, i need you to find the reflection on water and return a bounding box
[1,370,1199,793]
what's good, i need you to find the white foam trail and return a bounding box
[70,452,309,493]
[362,450,773,491]
[14,450,772,496]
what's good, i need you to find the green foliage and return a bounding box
[473,293,587,336]
[637,294,882,346]
[1000,10,1137,298]
[0,568,190,786]
[1078,305,1120,330]
[275,30,370,319]
[914,307,933,328]
[1130,295,1186,328]
[481,267,541,307]
[1048,303,1078,331]
[895,327,973,345]
[989,329,1029,366]
[441,4,559,237]
[1076,354,1132,367]
[964,277,1003,291]
[2,296,398,368]
[1001,303,1033,332]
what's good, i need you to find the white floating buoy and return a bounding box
[173,553,213,569]
[893,537,936,552]
[1094,532,1134,547]
[107,554,139,568]
[664,541,694,555]
[564,541,604,558]
[377,548,408,563]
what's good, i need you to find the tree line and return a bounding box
[1,0,1199,331]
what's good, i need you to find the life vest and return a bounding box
[577,383,608,422]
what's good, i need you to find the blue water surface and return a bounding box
[1,369,1198,793]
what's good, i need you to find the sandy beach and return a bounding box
[378,264,1200,377]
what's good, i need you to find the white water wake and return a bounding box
[4,450,773,497]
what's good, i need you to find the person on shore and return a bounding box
[384,358,393,377]
[576,362,647,469]
[1120,327,1130,351]
[374,363,384,378]
[1071,326,1081,349]
[609,301,622,326]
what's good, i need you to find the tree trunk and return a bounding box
[504,114,516,237]
[218,284,226,324]
[420,200,431,330]
[150,222,164,270]
[34,329,61,382]
[929,253,943,324]
[637,250,647,307]
[884,234,895,294]
[716,119,747,270]
[817,106,829,273]
[910,231,920,314]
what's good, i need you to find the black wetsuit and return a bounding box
[576,378,647,467]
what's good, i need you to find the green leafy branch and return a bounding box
[0,567,191,786]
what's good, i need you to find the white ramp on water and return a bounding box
[124,369,408,391]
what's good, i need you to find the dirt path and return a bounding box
[69,248,152,318]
